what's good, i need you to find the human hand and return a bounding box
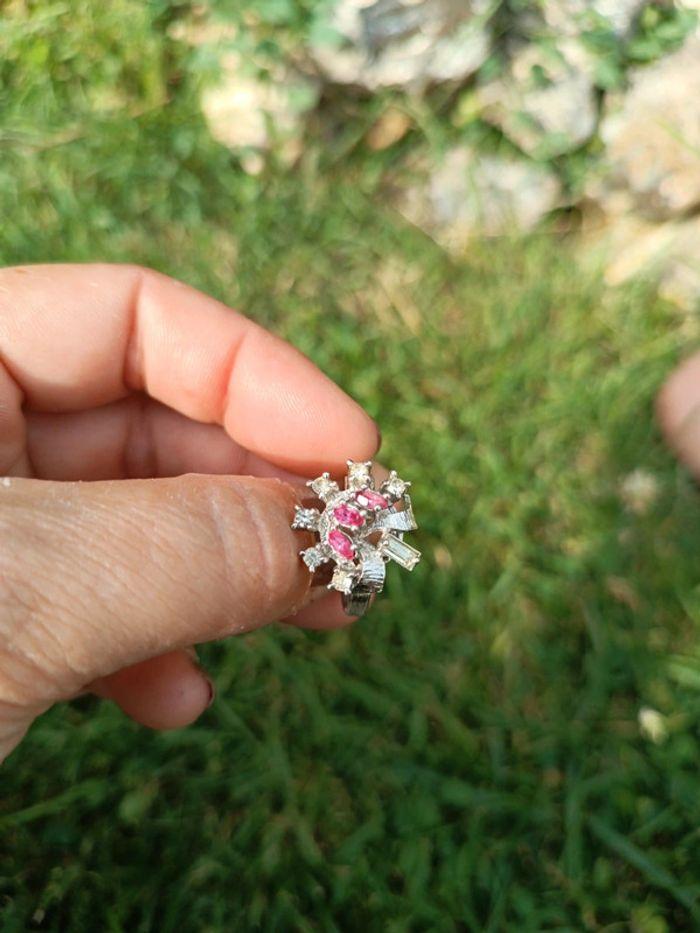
[0,264,379,762]
[658,352,700,478]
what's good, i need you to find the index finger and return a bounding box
[0,264,379,475]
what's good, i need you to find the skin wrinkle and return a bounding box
[204,479,272,631]
[218,322,251,429]
[0,476,308,699]
[82,495,192,661]
[120,265,146,394]
[132,267,251,427]
[6,486,162,694]
[8,509,104,691]
[0,510,74,702]
[3,486,136,692]
[0,356,28,475]
[123,394,159,480]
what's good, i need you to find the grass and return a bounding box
[2,4,700,931]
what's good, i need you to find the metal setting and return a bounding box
[292,460,421,617]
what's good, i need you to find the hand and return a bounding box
[0,264,379,762]
[658,351,700,477]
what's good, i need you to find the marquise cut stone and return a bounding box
[328,529,356,560]
[355,488,389,510]
[333,504,365,528]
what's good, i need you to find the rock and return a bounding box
[543,0,648,38]
[597,34,700,220]
[309,0,494,91]
[366,107,412,150]
[198,55,318,169]
[170,14,318,169]
[399,146,562,251]
[619,468,659,514]
[601,214,700,311]
[478,40,598,157]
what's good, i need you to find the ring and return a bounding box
[292,460,421,617]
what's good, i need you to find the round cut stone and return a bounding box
[328,529,356,561]
[333,503,365,528]
[355,488,389,510]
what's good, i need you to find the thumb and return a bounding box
[658,351,700,476]
[0,474,310,753]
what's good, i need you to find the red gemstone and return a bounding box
[355,488,389,510]
[333,504,365,528]
[328,529,355,561]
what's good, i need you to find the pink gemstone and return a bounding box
[333,504,365,528]
[328,529,355,561]
[355,488,389,510]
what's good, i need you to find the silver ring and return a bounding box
[292,460,421,617]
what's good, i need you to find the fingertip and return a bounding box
[227,329,381,475]
[657,352,700,438]
[91,650,214,730]
[657,352,700,476]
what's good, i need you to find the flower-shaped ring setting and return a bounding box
[292,460,421,617]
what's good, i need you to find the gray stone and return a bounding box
[399,146,562,252]
[199,56,318,168]
[478,39,598,157]
[597,34,700,220]
[309,0,494,91]
[170,17,318,169]
[603,215,700,311]
[543,0,648,38]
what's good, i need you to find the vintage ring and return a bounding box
[292,460,421,617]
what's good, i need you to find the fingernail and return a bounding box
[205,676,215,708]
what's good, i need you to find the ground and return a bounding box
[2,5,700,931]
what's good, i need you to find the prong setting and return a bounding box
[293,460,422,616]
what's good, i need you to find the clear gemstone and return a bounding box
[333,503,365,528]
[382,470,410,500]
[381,533,421,570]
[346,460,373,490]
[307,472,340,501]
[328,529,356,560]
[355,488,389,510]
[375,504,417,533]
[331,566,355,594]
[301,545,328,571]
[291,506,321,531]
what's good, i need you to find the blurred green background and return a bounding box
[3,2,700,931]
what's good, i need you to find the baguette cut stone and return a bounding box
[381,533,421,570]
[375,506,417,533]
